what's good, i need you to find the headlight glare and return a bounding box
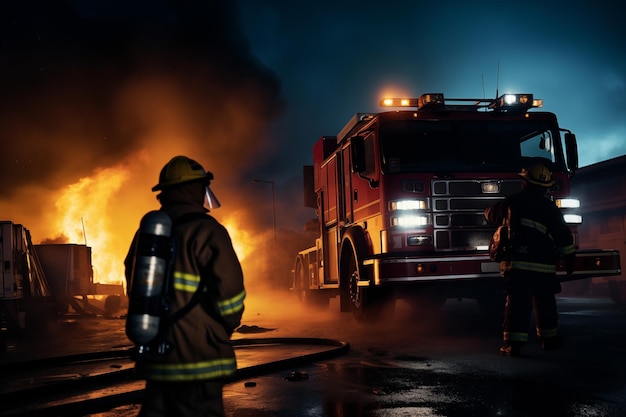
[390,199,428,211]
[555,198,580,208]
[392,215,429,227]
[563,214,582,224]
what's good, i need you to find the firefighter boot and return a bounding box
[541,335,564,351]
[499,341,523,357]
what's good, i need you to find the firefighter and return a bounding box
[484,161,575,357]
[125,155,246,417]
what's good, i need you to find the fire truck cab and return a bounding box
[294,93,621,322]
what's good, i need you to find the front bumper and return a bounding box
[556,249,621,282]
[363,249,621,285]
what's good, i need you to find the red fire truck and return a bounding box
[293,93,621,322]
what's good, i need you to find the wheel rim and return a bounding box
[347,252,362,309]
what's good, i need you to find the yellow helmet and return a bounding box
[152,156,214,191]
[518,162,555,187]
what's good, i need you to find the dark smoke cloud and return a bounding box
[0,1,312,293]
[0,0,285,199]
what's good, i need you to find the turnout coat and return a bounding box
[125,201,245,382]
[484,187,575,275]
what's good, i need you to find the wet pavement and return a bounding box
[221,295,626,417]
[2,291,626,417]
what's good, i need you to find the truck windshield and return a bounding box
[379,119,565,174]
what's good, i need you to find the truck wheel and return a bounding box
[608,279,626,304]
[347,257,365,320]
[345,247,394,323]
[295,257,329,308]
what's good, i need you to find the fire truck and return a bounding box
[293,93,621,322]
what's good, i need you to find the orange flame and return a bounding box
[52,166,130,285]
[47,166,270,292]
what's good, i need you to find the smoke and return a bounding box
[1,1,283,189]
[0,1,305,290]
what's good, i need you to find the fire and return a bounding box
[221,216,254,263]
[53,165,130,286]
[215,211,273,286]
[49,165,268,291]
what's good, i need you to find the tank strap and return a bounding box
[168,211,220,326]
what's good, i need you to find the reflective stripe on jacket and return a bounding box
[144,357,237,382]
[485,187,574,274]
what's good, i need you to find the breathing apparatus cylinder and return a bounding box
[126,210,174,355]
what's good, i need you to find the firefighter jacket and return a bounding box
[125,201,246,383]
[484,187,575,274]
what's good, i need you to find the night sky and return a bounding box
[1,1,624,254]
[239,0,626,175]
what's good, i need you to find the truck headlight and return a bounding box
[555,198,580,208]
[481,182,500,193]
[390,199,428,210]
[392,215,429,227]
[563,214,582,224]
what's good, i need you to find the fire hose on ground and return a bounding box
[0,336,350,417]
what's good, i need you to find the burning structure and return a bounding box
[0,2,294,306]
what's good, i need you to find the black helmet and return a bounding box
[152,156,213,191]
[518,162,555,187]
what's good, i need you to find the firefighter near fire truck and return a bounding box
[484,162,576,357]
[124,155,245,417]
[293,92,621,323]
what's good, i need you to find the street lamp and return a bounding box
[252,178,276,242]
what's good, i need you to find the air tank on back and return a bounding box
[125,210,173,350]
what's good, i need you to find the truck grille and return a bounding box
[431,178,520,251]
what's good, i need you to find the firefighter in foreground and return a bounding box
[484,162,575,357]
[125,155,246,417]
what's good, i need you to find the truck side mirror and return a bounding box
[351,136,366,173]
[564,132,579,173]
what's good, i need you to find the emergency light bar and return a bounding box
[379,94,443,110]
[419,94,445,109]
[489,93,543,111]
[380,93,544,112]
[380,98,419,107]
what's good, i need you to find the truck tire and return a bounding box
[295,257,330,308]
[342,242,394,323]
